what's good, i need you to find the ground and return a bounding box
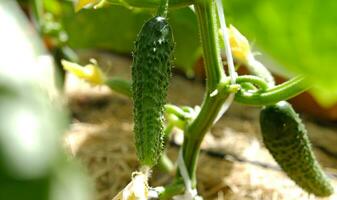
[63,51,337,200]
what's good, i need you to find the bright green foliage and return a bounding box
[260,101,334,197]
[132,16,174,167]
[63,6,200,75]
[223,0,337,106]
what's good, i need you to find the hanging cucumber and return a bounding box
[131,0,174,167]
[260,101,334,197]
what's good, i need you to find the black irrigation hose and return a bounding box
[169,141,337,180]
[313,144,337,160]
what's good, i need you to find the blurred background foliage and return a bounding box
[0,1,92,199]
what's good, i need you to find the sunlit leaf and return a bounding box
[223,0,337,106]
[64,6,201,73]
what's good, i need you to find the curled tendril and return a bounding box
[235,76,309,106]
[236,75,269,92]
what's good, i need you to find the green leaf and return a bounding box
[64,6,151,53]
[0,2,92,200]
[222,0,337,106]
[63,6,201,74]
[168,8,202,75]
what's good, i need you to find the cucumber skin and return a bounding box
[260,101,334,197]
[132,16,174,167]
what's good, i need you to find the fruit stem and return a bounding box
[157,0,169,17]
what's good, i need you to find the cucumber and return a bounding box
[131,15,174,167]
[260,101,334,197]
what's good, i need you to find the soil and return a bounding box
[63,51,337,200]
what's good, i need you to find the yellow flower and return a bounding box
[228,25,251,63]
[74,0,99,12]
[61,59,105,85]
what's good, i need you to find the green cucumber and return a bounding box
[260,101,334,197]
[131,15,174,167]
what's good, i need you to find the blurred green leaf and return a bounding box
[168,8,201,75]
[64,6,151,52]
[0,0,65,178]
[0,174,50,200]
[0,1,92,199]
[223,0,337,106]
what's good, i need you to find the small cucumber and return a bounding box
[260,101,334,197]
[132,16,174,167]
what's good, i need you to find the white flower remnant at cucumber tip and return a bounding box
[112,170,150,200]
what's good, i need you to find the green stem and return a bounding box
[179,0,227,187]
[157,153,175,174]
[235,76,310,105]
[158,179,185,200]
[104,78,132,97]
[157,0,169,17]
[165,104,192,120]
[236,75,269,91]
[107,0,193,8]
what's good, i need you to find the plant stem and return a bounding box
[165,104,193,120]
[157,153,175,173]
[235,76,310,105]
[179,0,227,187]
[104,78,132,97]
[236,75,269,91]
[158,179,185,200]
[157,0,169,17]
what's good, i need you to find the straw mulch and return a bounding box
[63,52,337,200]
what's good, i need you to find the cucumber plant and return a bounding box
[64,0,335,199]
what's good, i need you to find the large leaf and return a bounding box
[222,0,337,106]
[63,6,201,73]
[64,6,151,52]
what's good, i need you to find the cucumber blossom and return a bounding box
[260,101,334,197]
[132,16,174,167]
